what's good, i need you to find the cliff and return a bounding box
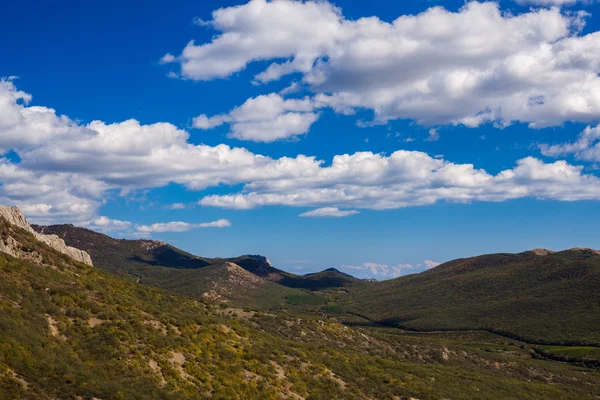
[0,205,93,266]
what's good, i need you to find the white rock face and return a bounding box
[0,205,93,266]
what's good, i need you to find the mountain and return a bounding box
[0,206,92,266]
[302,268,361,288]
[2,211,600,399]
[225,256,363,290]
[32,224,360,301]
[32,224,313,309]
[341,249,600,345]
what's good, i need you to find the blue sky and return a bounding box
[1,0,600,279]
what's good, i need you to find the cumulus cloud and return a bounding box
[515,0,585,5]
[540,124,600,161]
[344,259,443,279]
[199,153,600,210]
[0,156,107,224]
[2,79,600,225]
[299,207,359,218]
[193,93,319,142]
[343,262,415,279]
[424,260,441,269]
[135,219,231,233]
[75,215,231,236]
[164,1,600,130]
[84,216,132,233]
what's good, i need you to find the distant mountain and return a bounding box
[305,268,354,278]
[0,212,461,399]
[32,224,358,308]
[301,268,360,288]
[2,210,600,399]
[224,256,362,290]
[343,249,600,345]
[32,224,310,309]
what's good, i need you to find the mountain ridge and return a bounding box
[31,223,362,295]
[0,207,92,266]
[339,249,600,345]
[0,207,599,398]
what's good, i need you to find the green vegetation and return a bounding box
[338,250,600,345]
[0,218,594,398]
[285,294,327,306]
[33,225,358,309]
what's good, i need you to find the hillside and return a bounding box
[3,215,600,399]
[342,249,600,345]
[32,224,318,309]
[226,256,363,290]
[32,225,360,306]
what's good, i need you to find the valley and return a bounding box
[0,208,595,399]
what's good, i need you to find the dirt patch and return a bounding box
[570,247,600,255]
[144,320,167,335]
[270,361,286,380]
[531,248,555,256]
[202,290,223,301]
[4,369,28,389]
[170,352,193,381]
[216,307,256,320]
[87,317,106,327]
[269,361,306,399]
[148,360,167,387]
[323,369,347,390]
[46,314,65,340]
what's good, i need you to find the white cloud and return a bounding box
[540,124,600,161]
[299,207,359,218]
[135,219,231,233]
[197,219,232,228]
[344,259,443,279]
[164,1,600,129]
[425,128,440,142]
[515,0,586,5]
[424,260,441,269]
[160,53,176,64]
[2,80,600,225]
[169,203,187,210]
[343,262,415,279]
[83,216,132,233]
[193,93,319,142]
[200,153,600,210]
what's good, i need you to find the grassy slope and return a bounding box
[33,225,359,307]
[344,250,600,345]
[1,219,599,399]
[215,256,365,291]
[33,224,315,310]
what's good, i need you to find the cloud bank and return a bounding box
[343,259,441,279]
[193,93,319,142]
[164,1,600,130]
[2,79,600,226]
[299,207,359,218]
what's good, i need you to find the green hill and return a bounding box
[32,225,360,306]
[3,216,600,399]
[32,224,317,310]
[225,256,364,291]
[342,249,600,345]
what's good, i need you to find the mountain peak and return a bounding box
[0,205,93,266]
[529,248,555,256]
[569,247,600,255]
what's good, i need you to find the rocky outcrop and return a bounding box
[570,247,600,256]
[530,248,555,256]
[0,205,93,266]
